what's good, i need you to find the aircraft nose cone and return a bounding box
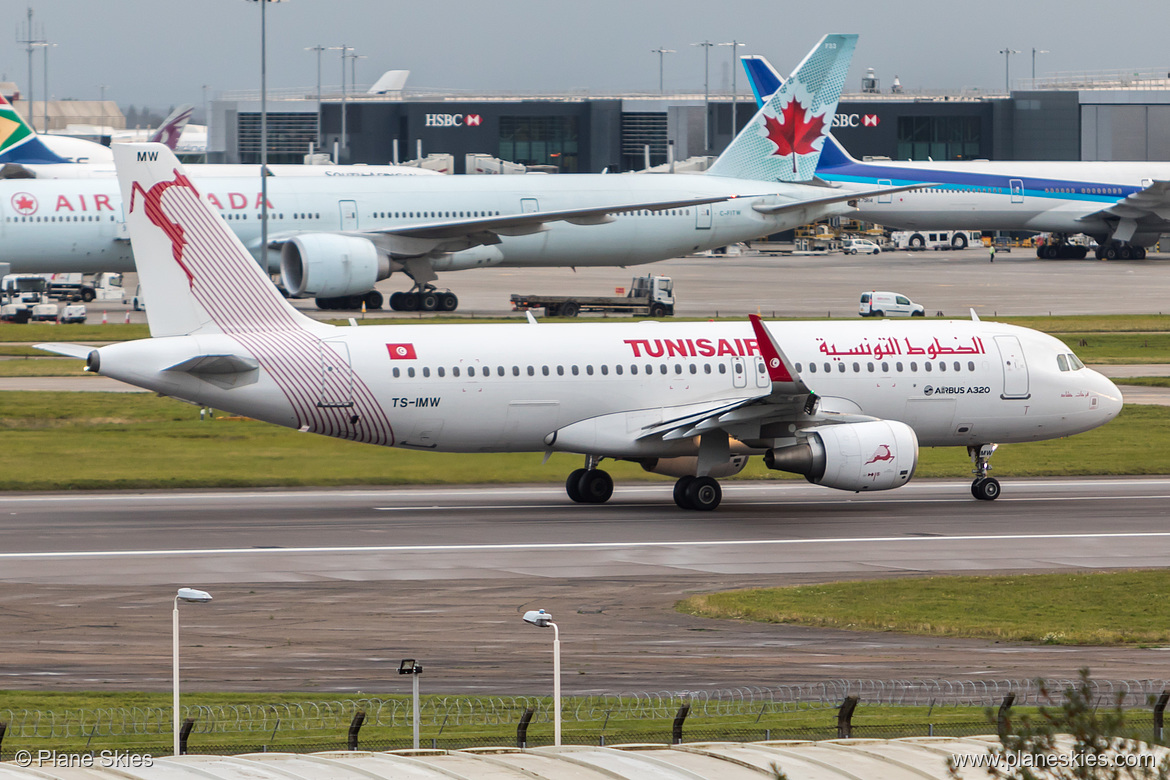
[1095,372,1124,423]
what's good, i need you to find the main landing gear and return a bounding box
[314,290,384,311]
[563,458,725,510]
[969,443,1001,501]
[1094,242,1146,261]
[672,475,722,511]
[388,284,459,312]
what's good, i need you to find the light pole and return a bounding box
[172,588,212,756]
[247,0,283,271]
[719,40,746,135]
[18,8,42,132]
[329,45,353,157]
[305,46,325,150]
[1031,47,1049,81]
[999,47,1020,93]
[691,41,715,153]
[38,41,55,134]
[399,659,423,749]
[523,609,560,746]
[650,47,675,94]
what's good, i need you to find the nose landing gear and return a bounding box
[969,443,1001,501]
[565,456,613,504]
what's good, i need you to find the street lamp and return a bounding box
[305,46,325,151]
[172,588,212,756]
[691,41,715,153]
[999,47,1020,93]
[246,0,284,273]
[328,45,353,157]
[522,609,560,746]
[399,659,423,749]
[650,47,675,95]
[718,40,746,135]
[1031,48,1049,81]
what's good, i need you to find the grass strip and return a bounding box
[0,393,1165,490]
[677,570,1170,646]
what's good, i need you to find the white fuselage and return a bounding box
[822,157,1170,236]
[0,173,837,275]
[95,318,1121,456]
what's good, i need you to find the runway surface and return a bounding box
[1,480,1168,692]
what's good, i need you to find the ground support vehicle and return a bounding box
[511,275,675,318]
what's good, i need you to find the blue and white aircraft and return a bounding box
[743,55,1170,260]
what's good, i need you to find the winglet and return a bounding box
[970,308,980,322]
[750,314,803,387]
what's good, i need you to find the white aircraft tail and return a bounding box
[149,105,195,151]
[113,143,321,338]
[706,34,856,182]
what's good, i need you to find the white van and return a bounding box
[841,238,881,255]
[859,291,926,318]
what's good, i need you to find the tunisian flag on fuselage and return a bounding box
[386,343,417,360]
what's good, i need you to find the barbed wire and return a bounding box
[3,678,1166,739]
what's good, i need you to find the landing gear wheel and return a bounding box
[685,476,722,511]
[363,290,384,310]
[566,468,589,503]
[1136,246,1147,260]
[439,292,458,311]
[1120,246,1133,260]
[578,469,613,504]
[673,476,695,509]
[420,292,439,311]
[346,295,363,310]
[1105,245,1119,260]
[1042,245,1059,259]
[971,477,1001,501]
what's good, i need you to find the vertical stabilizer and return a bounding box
[706,34,856,182]
[741,53,858,171]
[113,143,321,338]
[0,93,70,164]
[149,105,195,151]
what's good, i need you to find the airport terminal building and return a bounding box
[209,69,1170,172]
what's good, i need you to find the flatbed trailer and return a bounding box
[510,275,675,318]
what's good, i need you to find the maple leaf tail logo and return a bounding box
[763,97,828,174]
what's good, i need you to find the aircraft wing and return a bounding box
[750,182,931,215]
[636,316,879,443]
[365,195,737,240]
[1079,179,1170,225]
[261,194,740,257]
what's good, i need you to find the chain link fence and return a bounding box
[1,678,1166,756]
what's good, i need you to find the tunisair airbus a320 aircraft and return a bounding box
[38,144,1123,511]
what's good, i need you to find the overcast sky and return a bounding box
[2,0,1168,111]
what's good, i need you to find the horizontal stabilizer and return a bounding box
[165,354,260,375]
[34,342,94,359]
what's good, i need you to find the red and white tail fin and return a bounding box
[113,143,321,339]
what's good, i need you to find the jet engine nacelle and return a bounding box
[280,234,389,297]
[640,455,749,479]
[764,420,918,492]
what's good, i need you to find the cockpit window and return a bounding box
[1068,353,1085,370]
[1057,354,1069,372]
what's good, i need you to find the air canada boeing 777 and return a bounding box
[743,55,1170,260]
[2,35,918,312]
[37,143,1123,511]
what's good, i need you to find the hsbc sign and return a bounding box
[832,113,881,128]
[424,113,483,128]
